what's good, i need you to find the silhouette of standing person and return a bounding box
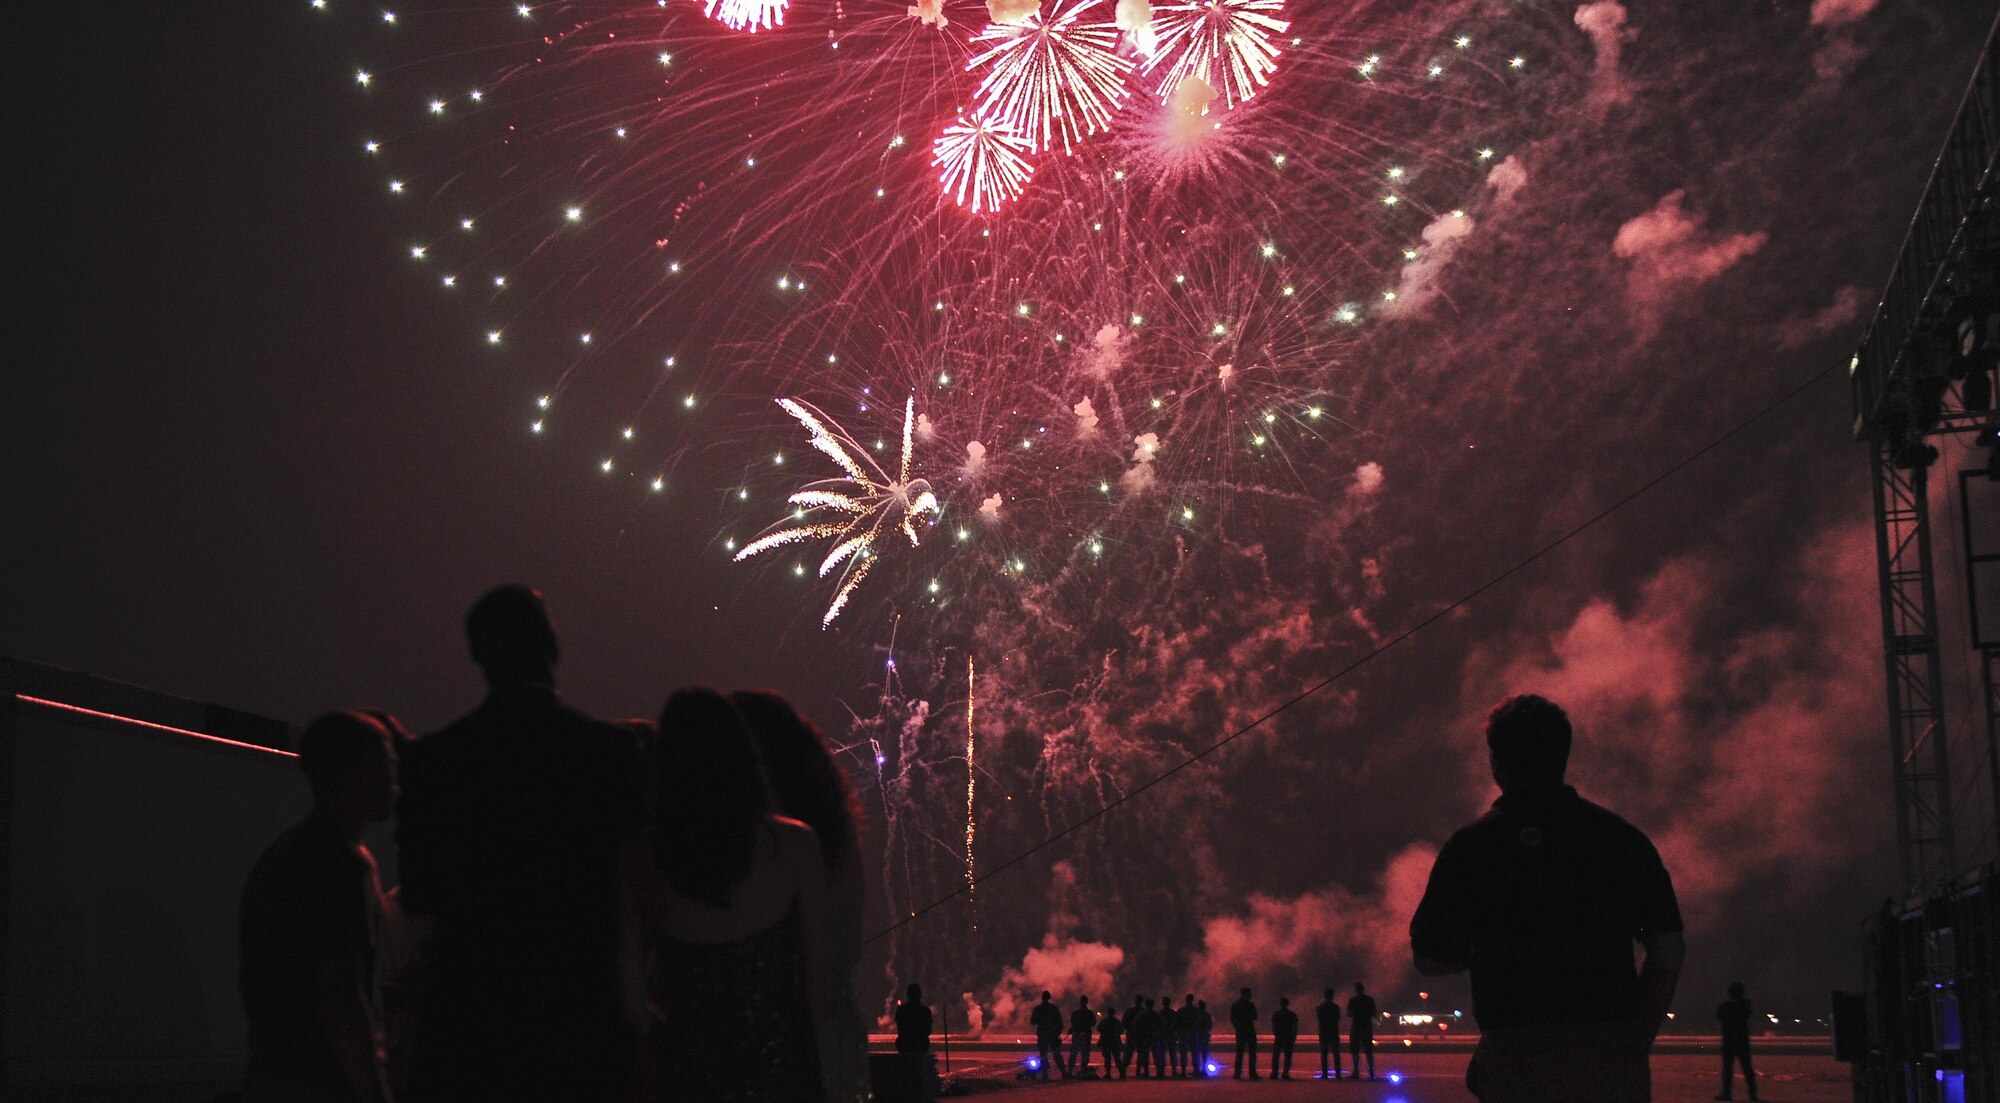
[1098,1001,1127,1079]
[733,690,872,1103]
[1348,983,1378,1080]
[1069,995,1098,1078]
[1197,999,1214,1074]
[1152,993,1172,1076]
[1271,997,1299,1079]
[1716,982,1757,1101]
[1030,991,1063,1080]
[895,984,933,1055]
[1410,694,1686,1103]
[240,711,398,1103]
[1168,991,1184,1079]
[619,688,836,1102]
[1231,987,1260,1079]
[1130,996,1156,1078]
[398,586,646,1101]
[1315,987,1344,1079]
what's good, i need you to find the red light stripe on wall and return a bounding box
[12,695,297,758]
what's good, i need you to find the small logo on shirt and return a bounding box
[1519,827,1545,846]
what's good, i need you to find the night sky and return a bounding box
[11,0,1999,1030]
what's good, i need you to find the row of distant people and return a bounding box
[894,984,1387,1082]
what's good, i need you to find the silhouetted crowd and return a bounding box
[240,588,1698,1103]
[1007,982,1383,1082]
[239,585,871,1103]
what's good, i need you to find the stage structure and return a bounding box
[1846,12,2000,1103]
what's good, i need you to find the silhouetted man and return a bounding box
[1197,999,1214,1073]
[397,586,646,1101]
[1348,983,1378,1079]
[1098,1000,1127,1079]
[241,712,398,1103]
[1153,993,1172,1075]
[1411,694,1686,1103]
[1030,991,1063,1080]
[1068,995,1098,1078]
[1315,987,1344,1079]
[1271,996,1299,1079]
[1176,994,1199,1077]
[896,983,933,1055]
[1231,987,1260,1079]
[1717,982,1757,1101]
[1131,996,1157,1077]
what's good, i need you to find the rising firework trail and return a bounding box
[965,653,978,927]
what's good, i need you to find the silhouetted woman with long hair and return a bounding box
[732,689,870,1103]
[618,688,832,1102]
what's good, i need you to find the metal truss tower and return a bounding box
[1850,18,2000,898]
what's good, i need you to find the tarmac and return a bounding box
[895,1037,1849,1102]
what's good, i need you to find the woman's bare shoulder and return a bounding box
[767,816,825,875]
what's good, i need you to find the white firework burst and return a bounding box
[1144,0,1289,111]
[702,0,788,33]
[934,112,1038,213]
[968,0,1135,154]
[736,396,942,626]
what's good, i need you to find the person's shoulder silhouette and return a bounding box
[399,585,645,920]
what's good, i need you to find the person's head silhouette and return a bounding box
[1280,996,1290,1008]
[1042,991,1053,1004]
[465,584,559,689]
[1324,987,1335,1001]
[1079,995,1090,1008]
[1241,987,1252,999]
[732,689,858,866]
[1354,982,1366,994]
[1485,694,1572,795]
[651,688,772,907]
[1728,981,1746,999]
[299,710,398,833]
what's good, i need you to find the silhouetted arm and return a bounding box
[788,820,842,1095]
[1635,929,1684,1041]
[614,840,652,1029]
[1630,829,1684,1040]
[316,953,391,1103]
[1409,837,1473,975]
[392,741,446,918]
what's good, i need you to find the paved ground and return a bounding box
[926,1051,1849,1102]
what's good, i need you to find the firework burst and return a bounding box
[1143,0,1292,111]
[736,396,942,626]
[934,111,1038,213]
[968,0,1135,154]
[703,0,789,33]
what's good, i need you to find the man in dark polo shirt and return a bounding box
[1410,694,1684,1103]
